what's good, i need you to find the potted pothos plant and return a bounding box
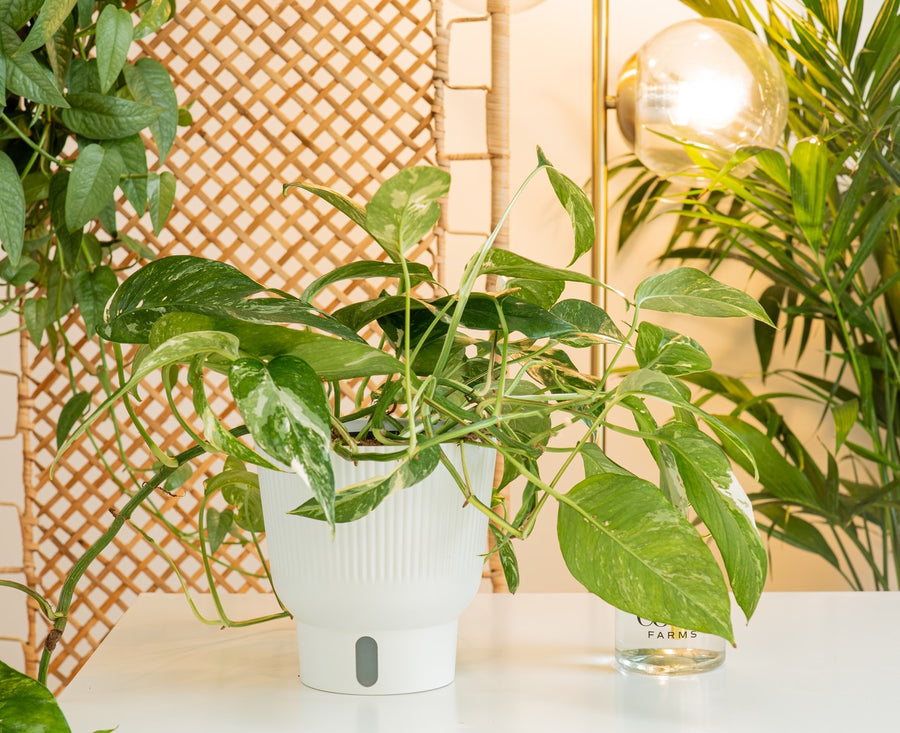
[4,150,772,713]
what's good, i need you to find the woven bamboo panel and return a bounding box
[19,0,441,691]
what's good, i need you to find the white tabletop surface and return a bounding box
[59,591,899,732]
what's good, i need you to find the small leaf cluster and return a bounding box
[0,0,181,349]
[62,150,775,642]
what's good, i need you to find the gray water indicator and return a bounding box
[355,636,378,687]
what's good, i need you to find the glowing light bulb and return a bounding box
[616,19,788,183]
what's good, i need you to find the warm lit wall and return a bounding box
[445,0,870,593]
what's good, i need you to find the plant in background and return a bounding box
[0,0,180,727]
[618,0,899,588]
[0,0,181,350]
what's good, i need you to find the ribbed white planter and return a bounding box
[257,443,495,695]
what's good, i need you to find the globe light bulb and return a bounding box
[616,19,788,183]
[450,0,547,13]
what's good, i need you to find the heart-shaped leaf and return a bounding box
[229,355,335,526]
[558,471,733,641]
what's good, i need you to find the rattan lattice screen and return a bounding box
[19,0,449,691]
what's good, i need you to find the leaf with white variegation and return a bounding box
[0,659,72,733]
[101,256,264,342]
[657,422,767,619]
[557,472,734,641]
[635,321,711,375]
[290,446,441,523]
[635,268,774,324]
[229,356,335,526]
[537,147,596,264]
[365,167,450,260]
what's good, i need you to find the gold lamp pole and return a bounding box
[590,0,610,377]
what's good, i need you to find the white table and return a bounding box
[59,592,898,732]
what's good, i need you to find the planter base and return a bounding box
[296,621,458,695]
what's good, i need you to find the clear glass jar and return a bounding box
[614,609,726,675]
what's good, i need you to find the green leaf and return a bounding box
[506,278,563,310]
[229,355,335,526]
[0,659,72,732]
[365,167,449,260]
[635,267,774,324]
[45,13,73,91]
[124,59,178,161]
[480,247,602,287]
[832,399,858,451]
[635,321,711,375]
[1,24,69,107]
[118,233,156,260]
[133,0,172,39]
[164,461,193,492]
[300,260,436,305]
[206,460,265,532]
[65,56,100,94]
[539,148,596,264]
[17,0,77,55]
[615,368,691,407]
[61,92,160,140]
[581,442,632,478]
[188,357,279,472]
[490,525,520,594]
[104,135,149,214]
[557,472,733,641]
[73,265,119,338]
[284,181,368,230]
[147,171,176,235]
[659,422,767,619]
[790,139,829,251]
[755,503,841,571]
[1,0,43,30]
[101,256,265,343]
[549,299,625,346]
[55,391,92,449]
[65,144,124,229]
[205,507,234,553]
[0,151,25,267]
[1,255,39,286]
[285,332,403,380]
[23,296,47,345]
[290,446,441,523]
[96,6,133,93]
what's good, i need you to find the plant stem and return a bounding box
[36,431,248,684]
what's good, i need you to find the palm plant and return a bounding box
[618,0,900,588]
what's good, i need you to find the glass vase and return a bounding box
[614,609,726,675]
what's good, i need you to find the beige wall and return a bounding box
[445,0,865,593]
